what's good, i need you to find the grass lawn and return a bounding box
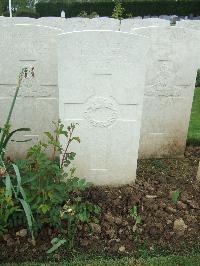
[187,88,200,145]
[2,254,200,266]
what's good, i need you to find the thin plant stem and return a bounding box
[61,129,73,168]
[0,69,24,158]
[0,86,20,153]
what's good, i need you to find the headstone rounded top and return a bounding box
[61,10,65,18]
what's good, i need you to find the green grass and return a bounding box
[144,254,200,266]
[2,254,200,266]
[187,88,200,145]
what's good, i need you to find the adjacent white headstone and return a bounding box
[177,20,200,30]
[35,17,120,31]
[120,18,170,32]
[132,26,200,158]
[58,30,149,185]
[159,15,171,20]
[62,17,120,31]
[61,10,65,18]
[0,18,199,162]
[0,24,61,158]
[177,22,200,82]
[0,17,36,25]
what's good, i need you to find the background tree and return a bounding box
[1,0,36,12]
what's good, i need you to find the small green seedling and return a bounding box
[47,238,66,254]
[171,189,180,204]
[130,205,141,232]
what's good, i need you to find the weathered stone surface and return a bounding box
[0,18,199,161]
[58,30,149,185]
[37,17,120,31]
[0,24,60,158]
[133,26,200,158]
[177,20,200,30]
[120,18,170,32]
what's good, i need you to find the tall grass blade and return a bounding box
[5,173,12,198]
[19,198,34,240]
[13,164,28,200]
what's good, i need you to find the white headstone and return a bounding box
[35,17,120,31]
[61,10,65,18]
[63,17,120,31]
[132,26,200,158]
[159,15,171,20]
[0,24,60,158]
[177,20,200,30]
[58,30,149,185]
[120,18,170,32]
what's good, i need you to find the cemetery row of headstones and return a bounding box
[0,17,199,185]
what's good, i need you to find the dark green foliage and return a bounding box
[36,0,200,18]
[187,88,200,146]
[0,68,100,251]
[196,69,200,87]
[13,121,100,248]
[15,7,39,18]
[2,10,10,16]
[0,188,20,236]
[14,121,80,229]
[1,121,100,248]
[0,0,8,14]
[0,0,38,17]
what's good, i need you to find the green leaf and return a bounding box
[171,189,180,204]
[47,238,66,254]
[44,131,54,141]
[51,237,59,245]
[19,187,27,202]
[136,216,141,225]
[72,137,80,143]
[39,204,50,214]
[2,128,31,150]
[130,206,138,218]
[5,173,12,198]
[21,175,37,185]
[78,179,89,190]
[12,164,27,200]
[13,164,21,187]
[18,198,34,240]
[75,197,82,202]
[94,205,101,214]
[130,205,141,225]
[60,130,68,137]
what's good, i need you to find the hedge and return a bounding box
[36,0,200,18]
[15,8,39,18]
[196,69,200,87]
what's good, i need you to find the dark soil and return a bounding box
[0,146,200,263]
